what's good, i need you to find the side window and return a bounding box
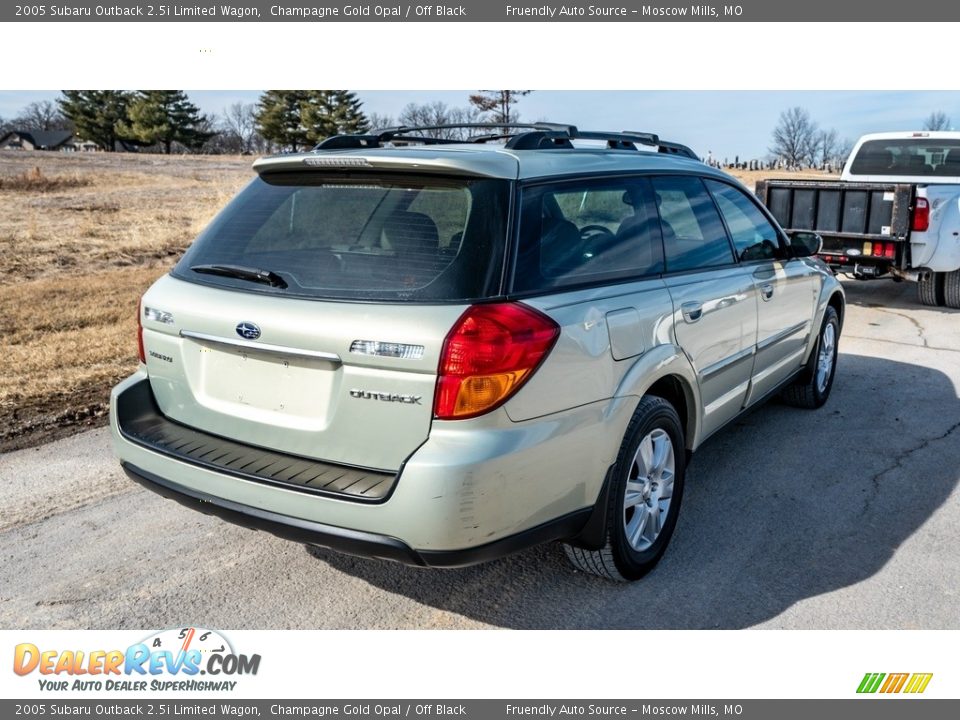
[705,179,781,261]
[512,177,664,292]
[652,176,735,273]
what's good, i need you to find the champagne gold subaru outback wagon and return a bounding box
[111,123,843,581]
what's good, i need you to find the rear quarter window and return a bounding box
[512,176,664,293]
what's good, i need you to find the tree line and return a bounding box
[0,90,531,154]
[768,107,954,170]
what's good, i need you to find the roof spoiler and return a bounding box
[313,123,699,160]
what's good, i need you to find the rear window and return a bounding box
[173,172,510,301]
[849,138,960,177]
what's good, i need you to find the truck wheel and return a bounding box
[564,396,686,582]
[781,306,840,409]
[943,270,960,309]
[917,272,945,307]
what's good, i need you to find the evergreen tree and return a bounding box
[255,90,368,151]
[58,90,131,151]
[301,90,369,141]
[119,91,213,154]
[255,90,312,152]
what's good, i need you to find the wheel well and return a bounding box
[645,375,691,448]
[828,291,845,330]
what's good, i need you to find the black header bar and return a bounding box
[2,1,948,22]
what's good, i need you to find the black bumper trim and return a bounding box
[123,462,592,568]
[115,378,396,503]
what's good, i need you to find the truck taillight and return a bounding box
[912,197,930,232]
[137,298,146,364]
[434,303,560,420]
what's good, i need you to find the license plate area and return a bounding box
[189,341,340,425]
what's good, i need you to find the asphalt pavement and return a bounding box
[1,278,958,629]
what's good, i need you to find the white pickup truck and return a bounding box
[755,131,960,307]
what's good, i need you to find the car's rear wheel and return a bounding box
[918,271,945,307]
[564,396,686,582]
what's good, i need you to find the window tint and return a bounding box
[652,176,735,272]
[512,177,664,292]
[706,180,781,261]
[174,173,509,302]
[849,138,960,177]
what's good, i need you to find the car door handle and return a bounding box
[760,283,775,301]
[681,301,703,323]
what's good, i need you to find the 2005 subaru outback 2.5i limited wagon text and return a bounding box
[111,123,844,581]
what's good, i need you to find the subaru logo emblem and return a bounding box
[236,322,261,340]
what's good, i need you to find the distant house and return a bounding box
[0,130,96,151]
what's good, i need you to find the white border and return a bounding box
[2,18,958,703]
[0,22,958,90]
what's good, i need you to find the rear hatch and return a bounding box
[140,168,511,472]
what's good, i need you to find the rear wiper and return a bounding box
[190,264,288,289]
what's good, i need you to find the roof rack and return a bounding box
[313,123,698,160]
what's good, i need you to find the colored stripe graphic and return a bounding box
[857,673,885,693]
[857,672,932,694]
[904,673,934,694]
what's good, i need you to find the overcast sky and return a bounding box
[2,90,958,159]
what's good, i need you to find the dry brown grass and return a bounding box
[0,166,92,192]
[0,150,250,450]
[725,168,838,188]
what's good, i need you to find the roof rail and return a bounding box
[313,123,699,160]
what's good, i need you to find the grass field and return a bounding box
[0,150,837,452]
[0,151,251,451]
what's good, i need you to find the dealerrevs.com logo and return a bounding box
[13,627,261,692]
[857,672,933,694]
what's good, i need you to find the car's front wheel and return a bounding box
[564,396,686,582]
[780,305,840,409]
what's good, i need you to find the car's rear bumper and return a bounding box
[122,461,590,568]
[111,373,623,564]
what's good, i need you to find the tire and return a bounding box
[780,305,840,409]
[917,272,945,307]
[943,270,960,309]
[564,396,686,582]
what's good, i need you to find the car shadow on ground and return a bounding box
[306,353,960,628]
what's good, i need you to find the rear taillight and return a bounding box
[912,197,930,232]
[865,241,897,259]
[137,297,146,364]
[434,303,560,420]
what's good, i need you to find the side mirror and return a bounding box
[789,231,823,258]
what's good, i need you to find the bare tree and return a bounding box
[398,102,483,139]
[923,111,951,131]
[770,106,819,168]
[14,100,72,132]
[816,128,840,168]
[220,102,259,153]
[366,113,395,131]
[468,90,532,126]
[833,137,855,170]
